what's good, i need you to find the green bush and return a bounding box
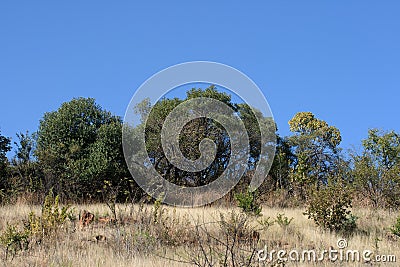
[276,213,293,230]
[36,191,74,236]
[304,182,357,235]
[342,214,358,234]
[391,215,400,237]
[234,188,262,216]
[0,224,29,260]
[23,191,74,241]
[0,191,75,261]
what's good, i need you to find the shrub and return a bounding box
[0,191,74,261]
[24,190,74,238]
[0,224,29,260]
[23,190,74,242]
[391,215,400,237]
[219,211,252,243]
[235,188,262,216]
[276,213,293,230]
[342,214,358,234]
[304,182,357,234]
[257,216,275,231]
[152,197,164,224]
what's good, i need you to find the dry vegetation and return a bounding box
[0,201,399,267]
[1,95,399,266]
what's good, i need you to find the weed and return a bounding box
[257,216,275,231]
[276,213,293,229]
[0,224,29,260]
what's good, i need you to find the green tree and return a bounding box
[134,86,275,191]
[0,130,11,201]
[35,97,131,200]
[14,131,35,164]
[10,131,42,197]
[288,112,342,198]
[352,129,400,209]
[268,135,294,191]
[147,87,237,186]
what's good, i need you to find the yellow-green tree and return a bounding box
[288,112,342,197]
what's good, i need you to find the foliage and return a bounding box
[363,129,400,168]
[24,190,74,239]
[0,224,29,260]
[133,86,276,189]
[1,91,400,215]
[152,197,163,224]
[0,130,11,202]
[267,135,295,191]
[35,97,131,200]
[25,212,41,237]
[40,191,74,234]
[141,87,232,186]
[13,131,36,164]
[390,215,400,238]
[0,130,11,163]
[257,216,275,231]
[304,180,357,234]
[9,131,43,199]
[275,213,293,230]
[288,112,342,198]
[234,188,262,216]
[352,129,400,209]
[0,191,74,262]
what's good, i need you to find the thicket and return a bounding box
[0,90,399,218]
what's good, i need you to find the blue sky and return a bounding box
[1,1,399,155]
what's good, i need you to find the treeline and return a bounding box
[0,88,399,209]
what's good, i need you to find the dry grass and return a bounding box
[0,203,399,266]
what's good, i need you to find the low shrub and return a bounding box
[391,214,400,238]
[0,224,29,260]
[0,190,74,261]
[235,188,262,216]
[276,213,293,230]
[304,182,357,235]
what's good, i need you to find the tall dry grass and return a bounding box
[0,203,399,266]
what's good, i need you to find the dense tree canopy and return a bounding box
[0,130,11,165]
[288,112,342,185]
[0,92,398,210]
[35,97,130,200]
[133,86,275,190]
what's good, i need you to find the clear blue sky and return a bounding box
[1,1,399,155]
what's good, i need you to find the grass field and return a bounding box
[0,203,399,267]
